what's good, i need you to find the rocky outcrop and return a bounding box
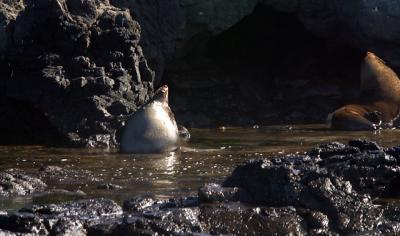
[0,0,154,147]
[222,139,400,234]
[1,140,400,235]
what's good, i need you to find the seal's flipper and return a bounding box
[178,125,190,142]
[330,105,376,131]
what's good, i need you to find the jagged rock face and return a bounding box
[0,0,154,147]
[110,0,185,84]
[0,1,25,52]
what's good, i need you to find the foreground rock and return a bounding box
[0,198,122,235]
[1,139,400,235]
[221,139,400,234]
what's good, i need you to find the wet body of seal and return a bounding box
[120,85,179,153]
[330,52,400,130]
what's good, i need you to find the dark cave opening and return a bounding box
[166,4,366,128]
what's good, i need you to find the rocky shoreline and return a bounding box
[1,139,400,235]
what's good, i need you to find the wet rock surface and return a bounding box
[0,198,122,235]
[38,165,103,185]
[223,139,400,234]
[0,169,47,197]
[1,139,400,235]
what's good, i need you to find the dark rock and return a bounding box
[349,139,382,152]
[382,176,400,198]
[123,197,158,212]
[88,209,202,236]
[198,183,240,203]
[304,211,329,230]
[222,141,400,234]
[385,146,400,160]
[307,141,360,159]
[0,198,123,235]
[0,212,48,234]
[223,155,314,205]
[51,218,86,236]
[199,205,307,235]
[0,0,154,147]
[94,196,202,235]
[122,196,199,214]
[0,170,47,197]
[28,198,123,218]
[0,229,19,236]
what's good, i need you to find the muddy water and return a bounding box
[1,124,400,211]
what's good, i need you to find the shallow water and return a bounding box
[1,124,400,211]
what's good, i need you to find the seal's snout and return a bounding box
[159,85,168,92]
[365,51,385,65]
[153,85,169,103]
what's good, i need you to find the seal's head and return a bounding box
[153,85,169,104]
[366,51,385,62]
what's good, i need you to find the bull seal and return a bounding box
[330,52,400,130]
[120,85,181,153]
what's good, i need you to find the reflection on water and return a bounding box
[1,124,400,211]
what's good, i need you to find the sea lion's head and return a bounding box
[365,51,386,66]
[153,85,169,104]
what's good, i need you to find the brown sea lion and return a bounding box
[330,52,400,130]
[120,85,181,153]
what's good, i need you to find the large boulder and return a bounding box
[0,0,154,147]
